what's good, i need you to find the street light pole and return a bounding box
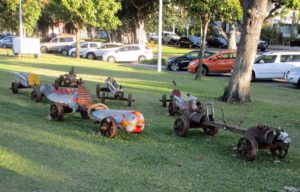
[19,0,23,38]
[157,0,163,72]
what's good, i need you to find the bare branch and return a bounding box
[264,5,281,21]
[130,0,151,11]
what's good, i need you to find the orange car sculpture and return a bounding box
[187,50,237,75]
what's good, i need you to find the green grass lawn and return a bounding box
[0,50,300,191]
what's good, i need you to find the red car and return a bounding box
[187,50,237,75]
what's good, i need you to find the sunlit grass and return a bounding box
[0,49,299,191]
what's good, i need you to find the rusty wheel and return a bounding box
[237,136,258,161]
[115,91,123,99]
[128,94,133,106]
[63,77,71,87]
[168,100,177,116]
[173,116,189,137]
[50,104,64,121]
[162,94,167,107]
[11,82,19,94]
[100,91,106,103]
[270,146,289,159]
[203,126,218,136]
[31,87,42,102]
[100,117,118,138]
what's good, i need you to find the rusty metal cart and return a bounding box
[173,103,291,161]
[54,67,83,89]
[160,81,200,116]
[96,77,134,106]
[48,85,144,138]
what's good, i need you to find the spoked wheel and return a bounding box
[63,78,71,87]
[173,116,189,137]
[115,91,123,99]
[203,126,218,136]
[237,136,258,161]
[270,146,289,159]
[50,104,64,121]
[96,84,101,98]
[161,94,167,107]
[11,82,19,94]
[80,110,88,119]
[99,117,118,138]
[128,94,132,107]
[168,100,177,116]
[30,87,42,102]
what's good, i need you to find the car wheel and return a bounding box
[202,65,208,76]
[251,72,255,82]
[138,55,146,63]
[71,52,76,57]
[62,50,68,56]
[2,44,7,48]
[162,39,165,44]
[40,46,48,53]
[107,56,116,63]
[170,62,180,71]
[87,53,96,60]
[260,48,266,52]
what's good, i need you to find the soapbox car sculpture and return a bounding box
[11,72,40,94]
[173,103,291,161]
[96,77,134,106]
[54,67,83,89]
[47,85,144,138]
[160,81,199,116]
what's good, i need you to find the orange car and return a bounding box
[187,50,237,75]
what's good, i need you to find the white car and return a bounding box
[162,31,180,44]
[252,52,300,80]
[40,35,76,53]
[68,42,101,57]
[102,44,153,63]
[285,67,300,88]
[82,43,123,60]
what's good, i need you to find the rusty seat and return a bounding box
[77,85,94,110]
[172,89,181,97]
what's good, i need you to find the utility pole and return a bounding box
[157,0,163,72]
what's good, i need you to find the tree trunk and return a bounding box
[195,14,210,80]
[221,0,269,103]
[135,10,148,45]
[76,29,80,59]
[227,22,237,50]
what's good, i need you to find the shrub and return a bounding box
[142,58,167,66]
[260,24,283,44]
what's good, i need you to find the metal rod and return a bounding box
[157,0,163,72]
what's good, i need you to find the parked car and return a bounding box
[290,38,300,47]
[83,43,123,60]
[68,42,101,57]
[285,67,300,88]
[167,50,216,71]
[60,42,85,56]
[102,44,153,63]
[147,33,159,42]
[207,37,228,48]
[252,52,300,80]
[187,50,237,75]
[0,36,15,48]
[177,36,200,48]
[162,31,180,44]
[40,35,76,53]
[258,40,268,51]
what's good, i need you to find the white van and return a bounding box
[40,35,76,53]
[252,52,300,80]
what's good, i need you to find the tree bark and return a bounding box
[227,22,237,50]
[195,14,210,80]
[76,29,80,59]
[221,0,269,103]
